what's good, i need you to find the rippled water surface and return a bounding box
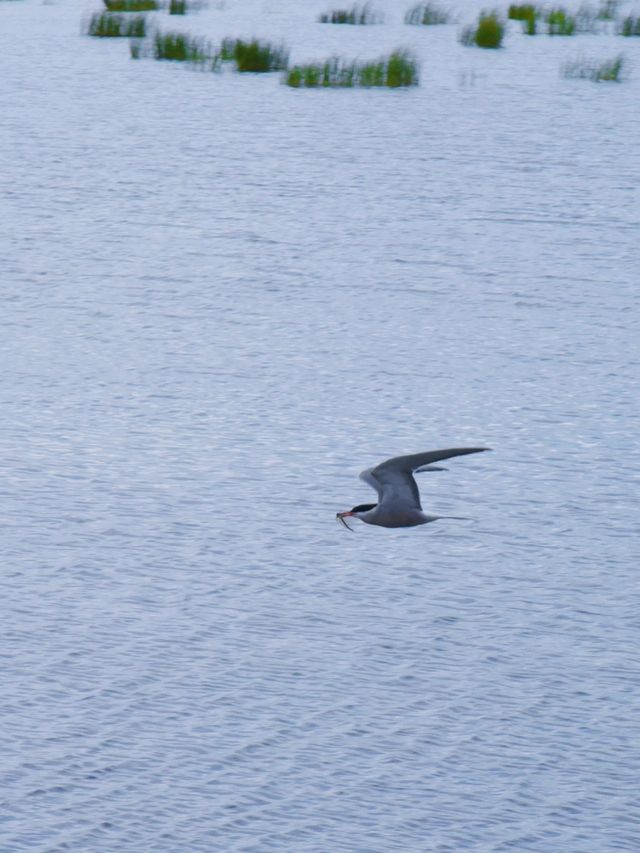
[1,1,639,850]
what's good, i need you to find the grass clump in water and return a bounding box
[508,4,539,33]
[129,38,144,58]
[285,50,418,88]
[286,58,355,87]
[87,12,146,37]
[405,3,450,25]
[104,0,157,10]
[507,3,537,20]
[460,12,505,48]
[562,53,624,81]
[153,30,212,63]
[219,38,289,72]
[318,4,381,24]
[597,0,619,20]
[169,0,187,13]
[546,8,576,35]
[384,49,420,86]
[618,16,640,36]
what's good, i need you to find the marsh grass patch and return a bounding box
[136,32,288,72]
[404,3,451,25]
[104,0,157,10]
[219,38,289,71]
[509,3,608,35]
[129,38,144,58]
[153,30,213,63]
[460,12,505,48]
[597,0,619,20]
[318,4,382,24]
[507,3,537,20]
[546,8,576,35]
[619,15,640,36]
[562,53,624,80]
[508,4,539,33]
[573,3,613,33]
[87,12,147,37]
[286,58,356,87]
[285,50,418,88]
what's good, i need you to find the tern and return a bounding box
[336,447,490,530]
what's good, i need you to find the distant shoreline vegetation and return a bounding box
[130,29,418,88]
[84,0,634,87]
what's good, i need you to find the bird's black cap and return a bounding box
[351,503,377,513]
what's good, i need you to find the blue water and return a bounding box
[1,1,639,850]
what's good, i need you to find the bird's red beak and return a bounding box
[336,510,355,531]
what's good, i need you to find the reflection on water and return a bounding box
[1,0,639,850]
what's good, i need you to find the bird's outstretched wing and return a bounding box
[359,447,489,511]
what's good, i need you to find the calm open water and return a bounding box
[1,1,639,850]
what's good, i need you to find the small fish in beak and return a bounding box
[336,512,354,531]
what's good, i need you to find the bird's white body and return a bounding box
[337,447,489,529]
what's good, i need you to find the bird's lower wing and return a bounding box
[361,466,422,511]
[359,448,489,513]
[359,468,383,498]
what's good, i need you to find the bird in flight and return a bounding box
[337,447,490,530]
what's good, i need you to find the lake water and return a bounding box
[1,0,639,850]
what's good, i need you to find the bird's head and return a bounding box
[336,503,377,530]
